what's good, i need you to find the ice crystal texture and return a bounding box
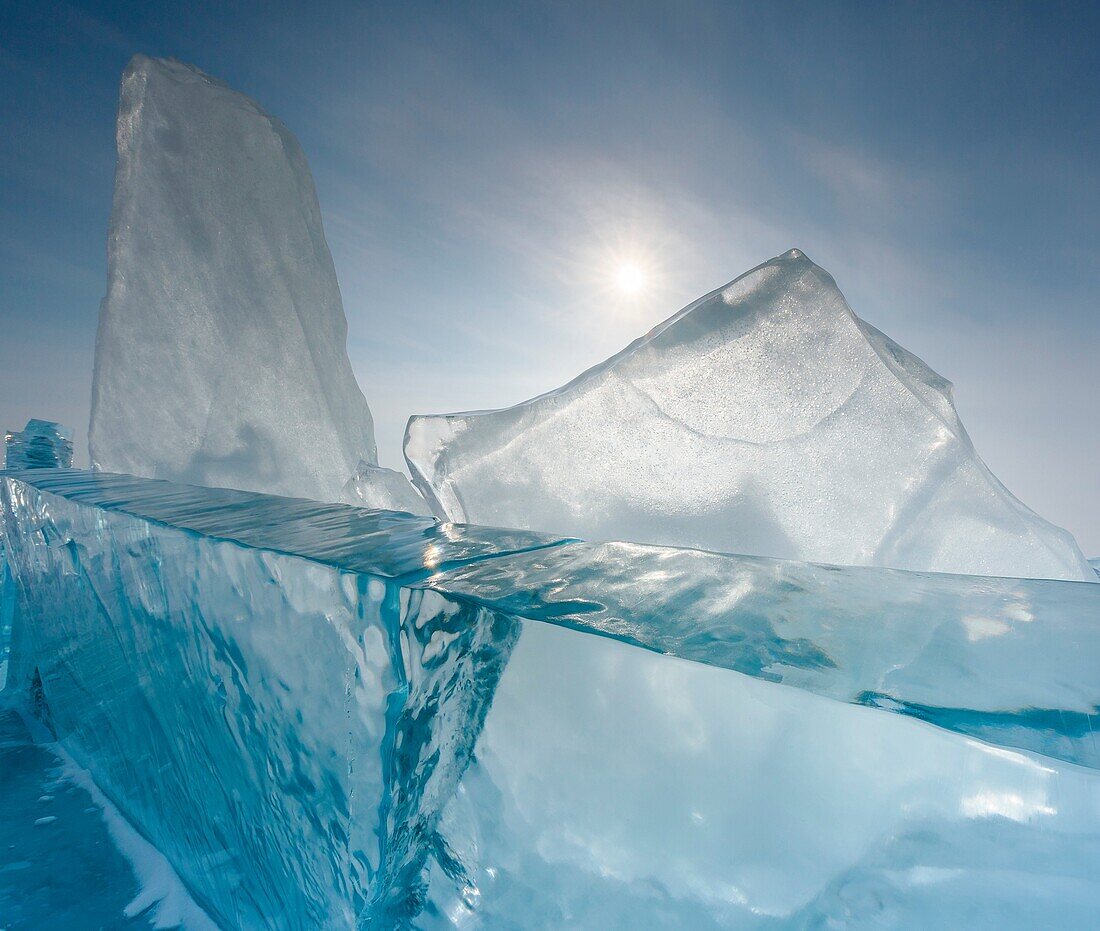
[89,56,376,502]
[3,419,74,470]
[3,471,1100,928]
[406,249,1092,581]
[343,460,433,516]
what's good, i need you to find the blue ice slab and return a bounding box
[2,472,533,928]
[2,470,1100,928]
[426,540,1100,767]
[2,419,74,470]
[422,618,1100,928]
[1,469,569,579]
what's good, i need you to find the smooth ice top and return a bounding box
[89,55,376,502]
[7,469,1100,769]
[406,249,1093,580]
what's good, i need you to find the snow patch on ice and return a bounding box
[52,743,220,930]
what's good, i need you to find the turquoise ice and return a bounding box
[3,470,1099,928]
[3,419,73,470]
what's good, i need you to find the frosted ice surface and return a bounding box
[407,249,1093,580]
[89,55,376,503]
[3,419,73,470]
[343,460,434,516]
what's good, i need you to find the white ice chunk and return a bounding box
[406,249,1092,581]
[343,461,434,516]
[90,55,376,503]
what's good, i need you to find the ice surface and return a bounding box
[407,249,1092,581]
[0,705,215,929]
[428,539,1100,768]
[343,460,434,516]
[89,55,376,503]
[3,419,74,470]
[3,470,1100,927]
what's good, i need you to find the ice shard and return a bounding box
[89,56,376,503]
[3,419,74,470]
[343,460,434,516]
[406,249,1093,581]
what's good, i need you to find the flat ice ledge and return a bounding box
[3,471,1100,927]
[4,470,1100,767]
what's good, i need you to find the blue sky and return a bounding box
[2,1,1099,551]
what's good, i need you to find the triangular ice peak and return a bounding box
[405,249,1093,580]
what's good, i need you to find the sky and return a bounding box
[2,0,1099,552]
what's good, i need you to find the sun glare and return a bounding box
[615,263,645,295]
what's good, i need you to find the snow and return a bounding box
[89,55,376,503]
[0,704,215,930]
[406,249,1093,581]
[54,742,219,930]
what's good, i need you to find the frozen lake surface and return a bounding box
[1,705,155,929]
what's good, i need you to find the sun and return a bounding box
[615,263,645,295]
